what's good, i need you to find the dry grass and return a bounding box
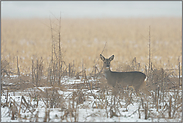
[1,17,182,75]
[2,73,182,122]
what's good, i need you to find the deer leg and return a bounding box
[134,86,141,96]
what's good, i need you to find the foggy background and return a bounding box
[1,1,182,18]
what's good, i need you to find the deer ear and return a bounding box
[109,55,114,61]
[100,54,105,61]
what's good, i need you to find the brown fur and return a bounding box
[100,54,151,96]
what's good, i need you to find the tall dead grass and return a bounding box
[1,17,182,75]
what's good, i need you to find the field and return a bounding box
[1,17,182,122]
[1,17,182,75]
[1,75,182,122]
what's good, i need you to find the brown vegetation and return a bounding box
[1,17,182,76]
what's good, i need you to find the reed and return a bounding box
[1,17,182,75]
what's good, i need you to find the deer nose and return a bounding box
[106,65,110,68]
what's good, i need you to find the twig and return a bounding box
[101,41,107,55]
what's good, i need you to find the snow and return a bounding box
[1,76,182,122]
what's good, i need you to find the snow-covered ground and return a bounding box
[1,76,182,122]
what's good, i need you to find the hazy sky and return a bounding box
[1,1,182,18]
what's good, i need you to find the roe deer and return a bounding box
[100,54,150,95]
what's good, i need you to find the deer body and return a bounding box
[100,54,149,95]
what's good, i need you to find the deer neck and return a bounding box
[103,67,111,78]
